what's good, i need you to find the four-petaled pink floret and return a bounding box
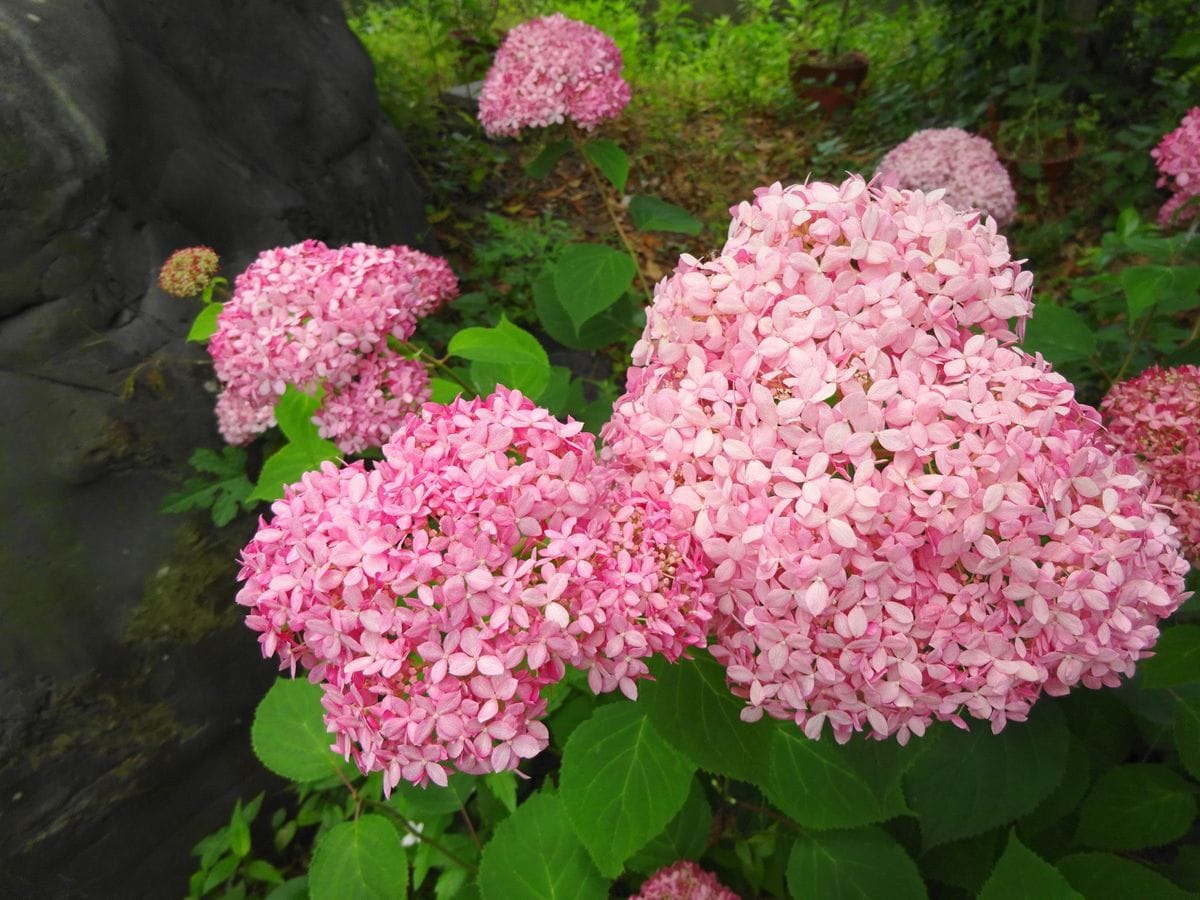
[632,861,740,900]
[477,13,631,138]
[236,388,713,790]
[876,127,1017,226]
[1151,107,1200,228]
[1102,364,1200,562]
[207,240,458,453]
[603,174,1189,743]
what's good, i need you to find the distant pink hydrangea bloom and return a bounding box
[1102,364,1200,561]
[876,127,1017,226]
[1152,107,1200,228]
[632,861,739,900]
[477,13,631,138]
[159,245,220,297]
[603,175,1189,743]
[207,240,457,452]
[236,389,713,791]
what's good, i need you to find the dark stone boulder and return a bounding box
[0,0,430,893]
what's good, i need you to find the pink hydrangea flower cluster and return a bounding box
[1102,365,1200,562]
[632,861,740,900]
[207,240,458,453]
[603,175,1189,743]
[477,13,631,138]
[1151,107,1200,228]
[876,128,1017,226]
[236,389,713,790]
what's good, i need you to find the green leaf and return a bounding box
[526,140,572,179]
[251,678,349,783]
[274,384,324,444]
[903,703,1069,849]
[229,801,252,859]
[1120,265,1172,320]
[533,269,633,350]
[448,314,551,399]
[1021,305,1096,364]
[187,302,223,342]
[628,196,702,235]
[1056,853,1191,900]
[537,366,572,417]
[583,139,629,193]
[1016,737,1091,838]
[309,815,408,900]
[1115,208,1140,238]
[1074,764,1197,850]
[430,377,465,404]
[978,831,1080,900]
[483,772,518,814]
[1175,692,1200,780]
[249,440,339,502]
[638,651,777,786]
[626,778,712,875]
[161,446,253,526]
[786,826,927,900]
[560,703,695,877]
[1140,625,1200,688]
[245,860,285,886]
[389,774,475,818]
[479,793,609,900]
[765,727,901,830]
[919,828,1006,894]
[203,854,239,894]
[265,877,309,900]
[552,243,636,332]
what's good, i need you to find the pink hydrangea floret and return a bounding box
[632,861,739,900]
[876,127,1017,226]
[1102,365,1200,562]
[1151,107,1200,228]
[477,13,631,138]
[236,388,713,790]
[603,175,1190,744]
[207,240,458,452]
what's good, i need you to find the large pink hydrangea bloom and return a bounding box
[632,861,740,900]
[477,13,631,138]
[876,127,1017,227]
[208,240,458,453]
[1102,365,1200,562]
[236,389,713,790]
[603,175,1189,743]
[1151,107,1200,228]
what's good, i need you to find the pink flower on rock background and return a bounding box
[477,13,632,138]
[1102,364,1200,562]
[207,239,458,452]
[236,389,713,790]
[632,861,740,900]
[603,175,1189,744]
[1151,107,1200,228]
[876,127,1017,226]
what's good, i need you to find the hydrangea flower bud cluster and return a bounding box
[876,128,1017,226]
[632,861,740,900]
[159,245,220,297]
[207,240,458,453]
[1151,107,1200,228]
[477,13,632,138]
[603,175,1189,743]
[1102,364,1200,562]
[236,389,714,790]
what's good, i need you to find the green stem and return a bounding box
[371,802,479,873]
[1112,310,1154,386]
[396,340,475,393]
[568,126,655,304]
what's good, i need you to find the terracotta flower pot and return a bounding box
[790,49,869,114]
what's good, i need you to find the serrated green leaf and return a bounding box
[1140,625,1200,688]
[560,703,695,877]
[1120,265,1173,320]
[187,302,223,342]
[1075,764,1197,850]
[533,269,633,350]
[430,377,465,404]
[1057,852,1191,900]
[920,828,1005,894]
[638,651,777,786]
[161,446,253,525]
[626,778,712,875]
[1022,305,1096,364]
[274,385,325,445]
[903,703,1069,849]
[249,440,339,502]
[786,826,927,900]
[449,314,551,399]
[479,793,608,900]
[628,196,702,235]
[483,771,518,814]
[978,831,1080,900]
[1175,691,1200,780]
[251,678,349,783]
[583,139,629,193]
[526,140,572,179]
[1016,737,1091,838]
[389,774,475,818]
[552,243,636,331]
[309,815,407,900]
